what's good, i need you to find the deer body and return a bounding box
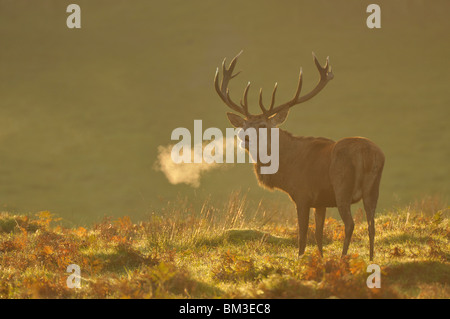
[214,52,384,260]
[256,131,384,208]
[255,130,338,206]
[255,130,384,259]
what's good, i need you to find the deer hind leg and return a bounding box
[363,174,382,261]
[336,204,354,257]
[296,204,310,256]
[314,207,326,256]
[331,169,355,257]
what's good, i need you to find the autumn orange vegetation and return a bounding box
[0,196,448,299]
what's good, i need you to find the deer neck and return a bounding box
[253,129,336,198]
[253,129,304,191]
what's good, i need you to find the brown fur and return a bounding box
[254,129,385,260]
[215,52,384,260]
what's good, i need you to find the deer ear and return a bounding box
[226,112,246,128]
[269,108,290,126]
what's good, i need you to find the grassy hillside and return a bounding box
[0,1,449,224]
[0,196,448,299]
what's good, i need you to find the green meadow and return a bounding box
[0,1,449,222]
[0,0,449,299]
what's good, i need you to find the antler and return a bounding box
[215,51,334,118]
[214,50,249,116]
[258,52,334,117]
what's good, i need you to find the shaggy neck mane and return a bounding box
[254,129,334,195]
[254,129,301,190]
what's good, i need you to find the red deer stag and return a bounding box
[214,51,384,260]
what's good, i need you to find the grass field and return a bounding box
[0,1,449,225]
[0,0,449,300]
[1,195,448,299]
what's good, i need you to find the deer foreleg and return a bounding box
[296,204,310,256]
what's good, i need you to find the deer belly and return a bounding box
[311,188,337,207]
[351,189,363,204]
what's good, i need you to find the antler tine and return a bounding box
[258,82,278,114]
[214,68,242,114]
[263,53,333,117]
[258,88,267,115]
[313,52,334,81]
[313,52,322,71]
[214,50,248,116]
[293,68,303,102]
[240,82,251,115]
[228,50,243,75]
[269,83,278,111]
[259,68,302,116]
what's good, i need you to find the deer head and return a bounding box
[214,51,334,148]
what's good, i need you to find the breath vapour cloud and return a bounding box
[155,120,280,187]
[154,137,235,188]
